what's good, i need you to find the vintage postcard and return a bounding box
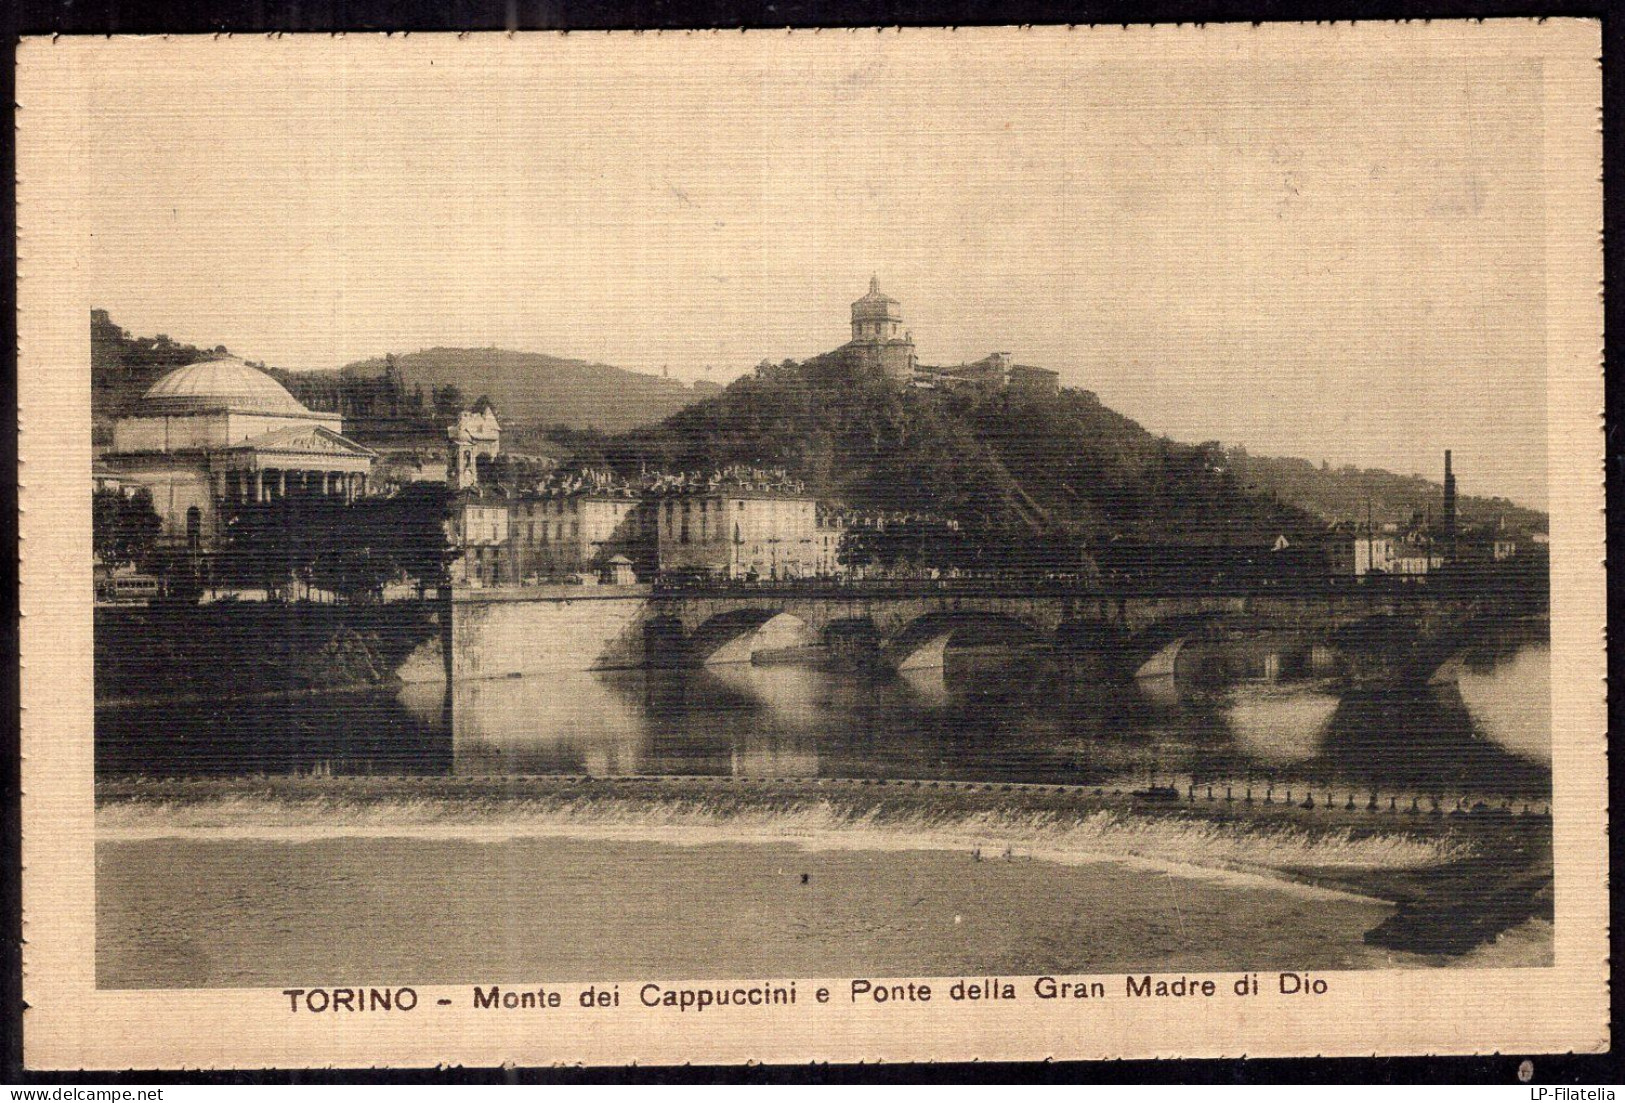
[17,22,1606,1069]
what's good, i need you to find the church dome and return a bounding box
[852,276,902,323]
[140,357,310,415]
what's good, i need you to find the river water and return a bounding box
[97,620,1551,800]
[95,620,1554,986]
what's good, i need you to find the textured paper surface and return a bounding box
[18,23,1607,1068]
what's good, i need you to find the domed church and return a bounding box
[101,355,376,552]
[846,277,917,382]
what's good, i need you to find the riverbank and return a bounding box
[97,775,1551,968]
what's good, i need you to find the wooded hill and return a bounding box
[92,311,1546,543]
[338,347,719,435]
[1222,448,1546,534]
[91,311,717,445]
[587,349,1319,561]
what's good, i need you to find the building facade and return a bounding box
[1324,530,1396,577]
[99,356,375,551]
[447,493,515,586]
[1324,529,1445,577]
[913,353,1011,392]
[651,486,832,580]
[510,488,647,582]
[446,482,839,586]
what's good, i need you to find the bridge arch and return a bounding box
[880,610,1046,672]
[689,609,816,666]
[1125,611,1235,663]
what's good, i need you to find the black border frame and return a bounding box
[2,0,1618,1083]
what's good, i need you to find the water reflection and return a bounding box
[98,627,1552,800]
[1455,643,1550,763]
[1224,687,1341,765]
[96,688,454,778]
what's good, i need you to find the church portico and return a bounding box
[214,429,374,505]
[212,463,371,506]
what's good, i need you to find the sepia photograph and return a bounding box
[17,22,1607,1068]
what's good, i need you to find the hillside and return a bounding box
[339,348,714,434]
[1222,449,1545,534]
[92,310,1545,544]
[92,312,712,443]
[593,348,1318,567]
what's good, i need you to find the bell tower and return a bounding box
[446,405,502,490]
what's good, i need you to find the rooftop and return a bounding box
[139,357,314,417]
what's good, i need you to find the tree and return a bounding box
[215,500,302,597]
[350,483,457,595]
[433,384,466,419]
[92,488,162,570]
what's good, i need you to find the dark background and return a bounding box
[1,0,1619,1084]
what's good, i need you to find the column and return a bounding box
[253,470,264,503]
[277,470,287,499]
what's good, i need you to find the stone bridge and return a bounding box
[431,581,1506,683]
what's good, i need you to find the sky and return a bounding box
[79,29,1552,508]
